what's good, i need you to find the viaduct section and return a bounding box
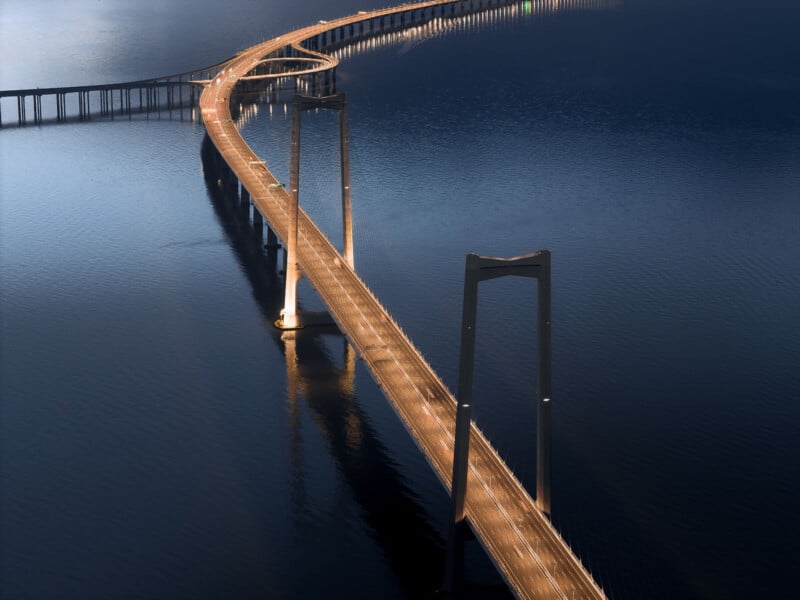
[200,2,608,599]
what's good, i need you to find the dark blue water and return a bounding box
[2,1,799,598]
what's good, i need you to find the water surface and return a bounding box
[2,1,799,598]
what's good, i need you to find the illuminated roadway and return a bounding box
[200,2,607,598]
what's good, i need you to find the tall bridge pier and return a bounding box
[277,93,354,330]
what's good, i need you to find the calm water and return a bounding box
[2,1,799,599]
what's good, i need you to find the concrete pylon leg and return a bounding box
[339,101,354,269]
[279,102,302,329]
[536,252,552,515]
[443,253,480,594]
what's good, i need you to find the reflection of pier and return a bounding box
[200,137,448,595]
[201,2,609,599]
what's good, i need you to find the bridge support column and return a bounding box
[252,204,263,242]
[536,251,552,514]
[265,226,278,248]
[239,181,250,218]
[443,254,480,595]
[33,95,42,125]
[265,226,280,272]
[339,99,354,269]
[227,169,238,196]
[278,100,302,330]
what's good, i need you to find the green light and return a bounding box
[522,1,532,15]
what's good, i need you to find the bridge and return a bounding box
[1,1,618,597]
[199,1,608,598]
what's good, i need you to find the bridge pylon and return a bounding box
[277,92,355,329]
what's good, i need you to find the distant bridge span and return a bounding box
[202,2,608,599]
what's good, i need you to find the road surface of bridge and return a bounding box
[200,2,607,598]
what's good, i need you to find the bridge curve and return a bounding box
[201,2,607,599]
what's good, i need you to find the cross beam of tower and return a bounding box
[278,93,354,330]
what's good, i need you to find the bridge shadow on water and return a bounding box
[201,134,519,599]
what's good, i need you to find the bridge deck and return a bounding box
[200,2,606,598]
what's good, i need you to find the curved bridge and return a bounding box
[202,2,608,599]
